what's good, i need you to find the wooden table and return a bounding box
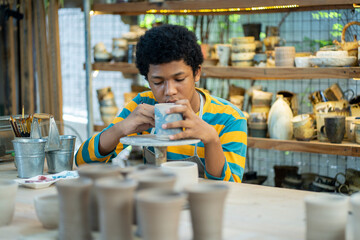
[0,161,319,240]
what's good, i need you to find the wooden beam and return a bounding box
[248,137,360,157]
[91,62,360,80]
[48,0,63,133]
[33,0,52,114]
[19,0,35,115]
[93,0,357,15]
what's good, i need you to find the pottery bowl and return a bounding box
[291,114,315,141]
[34,194,59,229]
[231,36,255,45]
[295,57,311,67]
[231,43,256,53]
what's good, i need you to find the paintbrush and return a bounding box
[9,117,20,137]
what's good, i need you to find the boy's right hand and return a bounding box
[118,103,155,136]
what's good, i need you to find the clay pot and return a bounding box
[275,46,295,67]
[136,189,186,240]
[95,177,138,240]
[34,194,59,229]
[321,116,345,143]
[305,194,348,240]
[268,96,293,140]
[185,183,229,240]
[273,165,298,188]
[242,23,261,40]
[0,180,18,226]
[56,178,93,240]
[78,164,122,231]
[291,114,315,141]
[216,44,231,66]
[160,161,198,192]
[350,192,360,240]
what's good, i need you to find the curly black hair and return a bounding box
[136,24,203,79]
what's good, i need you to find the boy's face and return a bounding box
[147,60,201,105]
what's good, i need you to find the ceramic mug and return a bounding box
[315,112,338,142]
[305,194,348,240]
[154,103,183,137]
[320,116,345,143]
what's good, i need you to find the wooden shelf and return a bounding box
[92,62,360,80]
[248,137,360,157]
[93,124,360,157]
[93,0,356,15]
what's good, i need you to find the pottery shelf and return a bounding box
[93,123,360,157]
[91,62,360,80]
[248,137,360,157]
[92,0,356,15]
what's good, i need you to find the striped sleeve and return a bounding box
[75,92,147,166]
[203,96,247,183]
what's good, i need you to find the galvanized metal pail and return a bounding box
[45,135,76,173]
[12,138,47,178]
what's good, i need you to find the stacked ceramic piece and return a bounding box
[231,37,256,67]
[93,42,112,62]
[112,38,127,62]
[275,46,296,67]
[96,87,119,126]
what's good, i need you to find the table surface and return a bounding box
[0,161,321,240]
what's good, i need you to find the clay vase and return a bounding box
[136,189,186,240]
[34,194,59,229]
[56,178,93,240]
[268,96,293,140]
[350,192,360,240]
[95,177,138,240]
[323,116,345,143]
[305,194,348,240]
[0,180,18,226]
[186,183,229,240]
[78,164,122,231]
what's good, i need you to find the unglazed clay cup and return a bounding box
[350,192,360,240]
[0,180,18,226]
[95,177,138,240]
[34,194,59,229]
[56,178,93,240]
[185,183,229,240]
[136,189,186,240]
[304,194,349,240]
[291,114,315,141]
[78,163,122,231]
[155,103,183,138]
[161,161,198,192]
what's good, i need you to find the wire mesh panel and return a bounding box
[60,8,360,185]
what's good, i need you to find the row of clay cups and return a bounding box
[35,163,229,240]
[305,193,360,240]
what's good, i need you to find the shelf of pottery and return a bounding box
[85,0,360,157]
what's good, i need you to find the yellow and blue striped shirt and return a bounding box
[75,88,247,182]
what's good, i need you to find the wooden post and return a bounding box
[33,0,52,115]
[19,0,35,114]
[48,0,63,133]
[7,0,17,115]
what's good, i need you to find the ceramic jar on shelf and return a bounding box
[268,96,293,140]
[112,38,127,62]
[275,46,296,67]
[230,37,256,67]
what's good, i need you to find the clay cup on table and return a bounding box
[34,194,59,229]
[0,180,18,226]
[161,161,198,192]
[155,103,183,139]
[305,194,348,240]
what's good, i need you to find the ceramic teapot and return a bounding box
[333,21,360,61]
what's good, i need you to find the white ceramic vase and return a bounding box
[268,96,293,140]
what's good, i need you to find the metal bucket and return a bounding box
[12,138,47,178]
[45,135,76,173]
